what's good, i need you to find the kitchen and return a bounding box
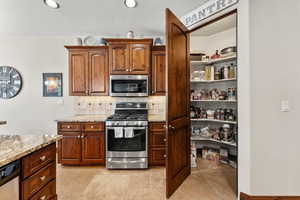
[1,0,300,200]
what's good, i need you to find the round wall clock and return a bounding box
[0,66,22,99]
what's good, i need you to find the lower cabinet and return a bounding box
[20,143,57,200]
[149,122,166,166]
[58,122,105,165]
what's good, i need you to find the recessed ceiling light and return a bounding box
[44,0,60,9]
[124,0,137,8]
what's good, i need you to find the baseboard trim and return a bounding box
[240,192,300,200]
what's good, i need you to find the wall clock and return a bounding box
[0,66,22,99]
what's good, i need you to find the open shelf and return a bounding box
[191,136,237,147]
[191,118,237,124]
[190,55,237,66]
[191,99,237,103]
[191,78,237,83]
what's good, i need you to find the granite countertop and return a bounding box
[0,121,7,125]
[148,115,166,122]
[0,134,62,168]
[55,115,110,122]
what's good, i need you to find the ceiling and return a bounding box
[191,13,236,36]
[0,0,206,37]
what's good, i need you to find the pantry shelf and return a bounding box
[191,136,237,147]
[191,118,237,124]
[190,78,237,83]
[190,55,237,66]
[191,99,237,103]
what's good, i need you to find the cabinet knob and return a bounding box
[81,135,84,139]
[169,125,175,130]
[40,156,46,161]
[164,154,167,158]
[67,126,71,129]
[40,176,46,181]
[85,90,88,94]
[126,69,129,72]
[91,125,94,129]
[77,135,81,139]
[40,196,46,200]
[163,138,167,142]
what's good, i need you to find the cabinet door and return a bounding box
[151,51,166,95]
[58,132,82,164]
[150,148,166,166]
[69,51,89,95]
[109,44,130,74]
[82,132,105,164]
[130,44,150,74]
[89,50,109,95]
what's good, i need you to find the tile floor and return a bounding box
[56,159,236,200]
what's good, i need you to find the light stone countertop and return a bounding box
[0,121,7,125]
[55,115,110,122]
[148,115,166,122]
[55,114,165,122]
[0,134,62,168]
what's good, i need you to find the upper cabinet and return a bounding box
[105,39,152,75]
[151,46,166,96]
[66,46,109,96]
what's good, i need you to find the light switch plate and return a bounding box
[280,100,290,112]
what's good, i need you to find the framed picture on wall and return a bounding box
[43,73,63,97]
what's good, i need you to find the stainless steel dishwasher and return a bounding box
[0,160,20,200]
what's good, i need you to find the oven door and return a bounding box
[110,75,148,97]
[106,126,148,158]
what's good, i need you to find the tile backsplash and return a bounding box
[74,96,166,116]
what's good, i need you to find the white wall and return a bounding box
[190,28,236,56]
[0,37,76,134]
[249,0,300,195]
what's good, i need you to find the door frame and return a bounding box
[165,8,239,198]
[187,9,239,197]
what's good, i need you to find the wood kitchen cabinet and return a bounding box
[151,46,166,96]
[66,46,109,96]
[58,122,105,165]
[21,143,57,200]
[105,39,152,75]
[149,122,166,166]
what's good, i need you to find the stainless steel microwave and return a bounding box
[109,75,149,97]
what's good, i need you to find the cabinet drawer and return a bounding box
[150,148,166,166]
[149,122,165,132]
[83,123,104,132]
[150,131,166,147]
[58,123,81,132]
[22,144,56,179]
[22,162,56,200]
[30,179,56,200]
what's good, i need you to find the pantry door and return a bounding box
[165,8,191,198]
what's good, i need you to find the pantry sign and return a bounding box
[181,0,238,29]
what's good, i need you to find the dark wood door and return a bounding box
[89,50,108,96]
[109,44,130,74]
[82,132,105,164]
[58,132,82,164]
[130,44,150,74]
[165,8,190,198]
[151,49,166,95]
[69,51,89,95]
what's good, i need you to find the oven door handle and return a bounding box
[108,159,145,164]
[106,127,146,130]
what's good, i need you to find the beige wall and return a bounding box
[250,0,300,195]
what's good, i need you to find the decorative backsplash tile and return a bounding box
[74,96,166,116]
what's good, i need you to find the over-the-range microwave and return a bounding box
[109,75,149,97]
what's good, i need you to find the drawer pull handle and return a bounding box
[40,176,46,181]
[40,156,46,161]
[40,195,46,200]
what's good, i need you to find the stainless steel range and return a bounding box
[106,102,148,169]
